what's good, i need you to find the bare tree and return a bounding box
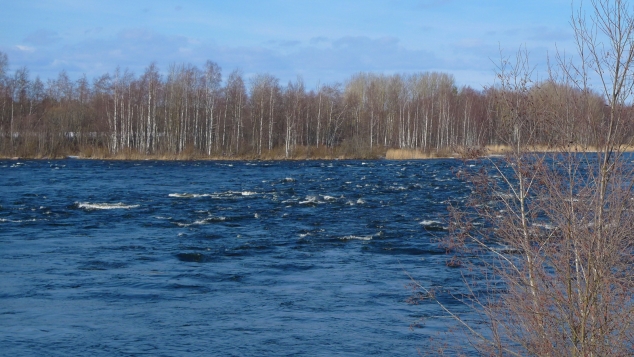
[412,1,634,356]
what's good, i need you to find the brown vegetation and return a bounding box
[410,1,634,355]
[2,38,634,161]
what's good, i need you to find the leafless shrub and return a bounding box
[413,1,634,355]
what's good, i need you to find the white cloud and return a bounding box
[24,29,61,46]
[15,45,35,52]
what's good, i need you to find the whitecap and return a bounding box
[299,196,319,204]
[356,198,365,204]
[241,191,257,196]
[533,223,556,230]
[169,193,193,198]
[493,244,521,254]
[494,192,514,199]
[322,195,337,201]
[390,186,407,191]
[77,202,139,210]
[420,220,448,230]
[176,216,225,227]
[0,218,38,223]
[168,193,211,198]
[340,235,373,241]
[420,220,442,226]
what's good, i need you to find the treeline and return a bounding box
[0,51,630,159]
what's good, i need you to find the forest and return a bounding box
[0,50,629,159]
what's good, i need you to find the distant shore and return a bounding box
[2,145,632,161]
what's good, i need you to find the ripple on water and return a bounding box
[0,158,475,356]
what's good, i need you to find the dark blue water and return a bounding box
[0,159,471,356]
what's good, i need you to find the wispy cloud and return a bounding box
[24,29,61,47]
[15,45,35,53]
[527,26,571,42]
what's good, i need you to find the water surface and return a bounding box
[0,159,469,356]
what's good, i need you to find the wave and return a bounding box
[533,223,556,230]
[420,220,447,231]
[168,193,211,198]
[340,235,373,241]
[299,196,319,205]
[0,218,38,223]
[175,216,227,227]
[76,202,140,210]
[170,191,259,199]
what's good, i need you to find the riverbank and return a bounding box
[3,144,633,161]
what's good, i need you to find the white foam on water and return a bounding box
[0,218,38,223]
[168,193,211,198]
[322,195,337,201]
[176,216,225,227]
[283,177,295,182]
[494,191,514,199]
[356,198,365,204]
[533,223,556,230]
[241,191,257,196]
[420,220,442,226]
[299,196,319,204]
[193,218,212,225]
[77,202,139,210]
[340,235,373,241]
[419,220,447,230]
[493,244,521,254]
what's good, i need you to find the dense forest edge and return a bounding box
[0,51,632,160]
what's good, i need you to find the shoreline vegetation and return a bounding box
[2,49,633,165]
[3,144,632,161]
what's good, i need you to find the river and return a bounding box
[0,159,472,356]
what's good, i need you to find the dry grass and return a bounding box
[484,144,634,155]
[385,148,450,160]
[6,143,634,161]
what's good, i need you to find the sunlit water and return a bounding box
[0,159,472,356]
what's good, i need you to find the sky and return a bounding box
[0,0,577,90]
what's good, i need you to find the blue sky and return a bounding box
[0,0,575,89]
